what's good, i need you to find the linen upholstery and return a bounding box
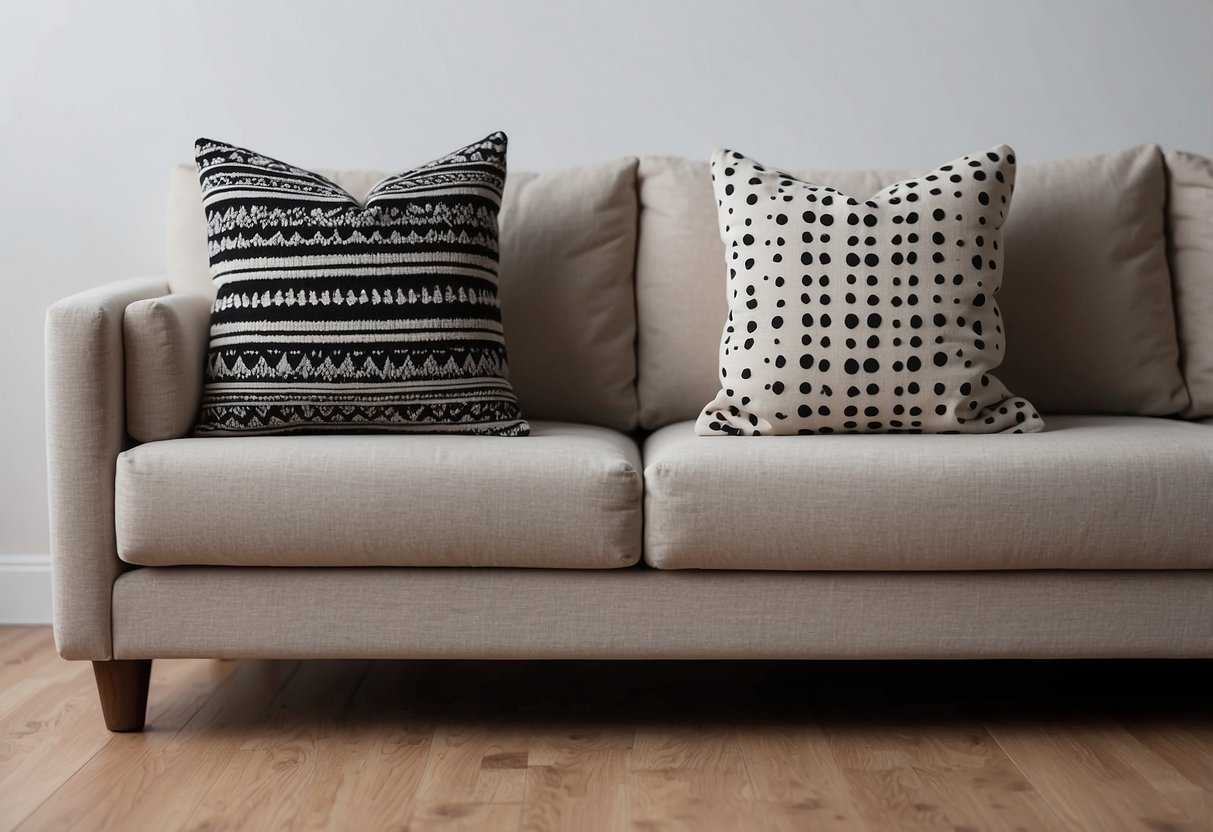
[644,415,1213,571]
[115,422,642,568]
[995,146,1186,415]
[46,277,168,660]
[1166,151,1213,418]
[111,567,1213,659]
[167,158,641,431]
[636,146,1188,428]
[124,292,211,442]
[498,160,640,430]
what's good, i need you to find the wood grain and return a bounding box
[826,724,956,832]
[72,660,300,832]
[628,725,753,830]
[177,660,370,832]
[0,652,111,830]
[287,661,433,831]
[0,628,59,690]
[892,721,1068,832]
[738,724,867,830]
[522,726,632,831]
[13,657,245,832]
[1,629,1210,832]
[986,720,1209,832]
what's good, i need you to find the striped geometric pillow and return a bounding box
[193,133,528,436]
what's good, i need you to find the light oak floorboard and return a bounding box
[827,723,959,832]
[521,725,632,831]
[45,660,300,832]
[2,629,1210,832]
[0,628,59,690]
[177,659,370,832]
[288,660,433,831]
[628,725,754,830]
[0,655,108,830]
[891,721,1069,832]
[408,800,523,832]
[738,724,868,831]
[1127,720,1213,791]
[1054,721,1213,825]
[13,658,244,832]
[986,720,1209,832]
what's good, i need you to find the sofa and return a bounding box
[46,146,1213,732]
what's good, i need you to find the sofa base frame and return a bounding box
[89,566,1213,731]
[102,566,1213,661]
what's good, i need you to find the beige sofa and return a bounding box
[46,147,1213,731]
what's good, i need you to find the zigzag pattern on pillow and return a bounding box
[194,133,529,436]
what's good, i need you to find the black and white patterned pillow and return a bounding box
[698,145,1043,435]
[194,133,528,436]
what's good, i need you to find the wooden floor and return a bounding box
[1,627,1211,831]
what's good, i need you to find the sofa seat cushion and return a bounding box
[643,415,1213,571]
[116,422,641,568]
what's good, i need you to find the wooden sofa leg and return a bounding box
[92,659,152,732]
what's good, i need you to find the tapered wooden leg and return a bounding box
[92,659,152,732]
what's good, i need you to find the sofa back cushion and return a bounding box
[167,157,641,431]
[1166,151,1213,419]
[636,146,1189,428]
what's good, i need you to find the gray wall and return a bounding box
[2,0,1211,557]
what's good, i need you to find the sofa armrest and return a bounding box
[45,277,168,659]
[125,292,212,442]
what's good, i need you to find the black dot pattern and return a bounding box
[697,145,1043,436]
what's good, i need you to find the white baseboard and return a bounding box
[0,554,53,624]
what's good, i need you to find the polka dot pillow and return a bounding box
[697,145,1044,436]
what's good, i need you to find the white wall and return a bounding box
[1,0,1210,605]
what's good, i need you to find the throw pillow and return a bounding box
[697,145,1043,435]
[194,133,529,436]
